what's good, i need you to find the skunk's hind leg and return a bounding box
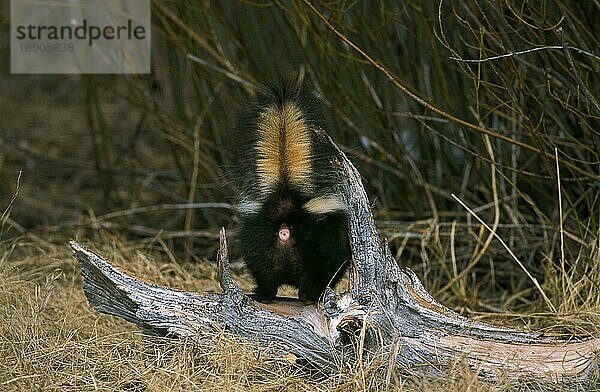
[251,272,279,302]
[297,276,323,303]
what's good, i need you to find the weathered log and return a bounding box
[72,135,599,388]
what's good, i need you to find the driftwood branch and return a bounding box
[72,143,599,388]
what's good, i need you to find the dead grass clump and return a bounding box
[1,235,597,391]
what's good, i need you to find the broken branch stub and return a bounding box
[72,137,599,387]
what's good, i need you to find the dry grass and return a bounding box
[8,234,591,391]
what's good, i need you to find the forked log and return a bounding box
[72,134,599,388]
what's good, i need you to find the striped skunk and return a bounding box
[232,82,351,302]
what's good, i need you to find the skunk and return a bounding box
[232,82,351,302]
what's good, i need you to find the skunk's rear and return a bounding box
[233,82,350,302]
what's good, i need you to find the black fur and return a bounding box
[232,82,351,302]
